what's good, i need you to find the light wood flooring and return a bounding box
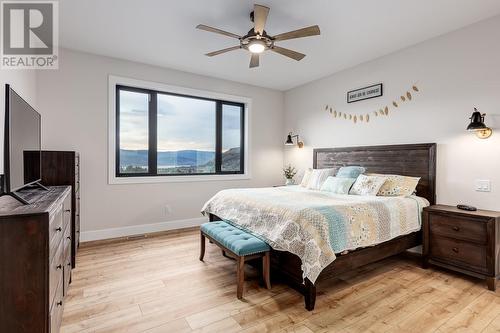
[62,228,500,333]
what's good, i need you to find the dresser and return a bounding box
[423,204,500,290]
[0,186,72,333]
[38,151,80,268]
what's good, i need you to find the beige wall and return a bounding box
[284,16,500,211]
[37,49,285,239]
[0,70,37,174]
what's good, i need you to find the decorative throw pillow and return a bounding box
[336,166,366,179]
[306,168,336,190]
[320,176,356,194]
[349,174,387,196]
[368,173,421,196]
[300,168,313,187]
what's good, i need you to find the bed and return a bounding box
[203,143,436,310]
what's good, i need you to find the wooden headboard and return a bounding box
[313,143,437,205]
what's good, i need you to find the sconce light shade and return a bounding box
[467,108,487,131]
[467,107,492,139]
[285,132,304,148]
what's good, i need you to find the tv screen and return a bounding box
[4,85,41,192]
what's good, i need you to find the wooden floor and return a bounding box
[62,229,500,333]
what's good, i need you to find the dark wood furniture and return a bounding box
[423,204,500,291]
[209,143,436,310]
[0,186,72,333]
[38,151,80,268]
[199,227,271,299]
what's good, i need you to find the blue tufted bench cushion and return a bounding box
[200,221,270,256]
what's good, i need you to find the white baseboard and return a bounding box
[80,217,206,242]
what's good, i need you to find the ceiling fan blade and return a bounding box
[249,54,259,68]
[271,46,306,61]
[205,46,241,57]
[196,24,241,39]
[273,25,321,41]
[253,4,270,35]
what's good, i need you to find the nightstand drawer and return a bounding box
[429,235,488,274]
[429,213,487,244]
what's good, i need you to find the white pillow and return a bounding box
[307,168,336,190]
[349,174,387,196]
[300,168,313,187]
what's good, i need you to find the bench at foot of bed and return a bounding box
[199,221,271,299]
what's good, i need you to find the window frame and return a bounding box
[108,75,251,184]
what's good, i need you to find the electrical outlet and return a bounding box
[475,180,491,192]
[164,205,172,216]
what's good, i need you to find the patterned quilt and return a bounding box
[201,186,429,283]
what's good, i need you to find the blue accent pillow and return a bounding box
[320,176,356,194]
[336,166,366,179]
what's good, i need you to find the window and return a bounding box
[116,85,245,177]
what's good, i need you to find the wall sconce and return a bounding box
[467,107,493,139]
[285,132,304,148]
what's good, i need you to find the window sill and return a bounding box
[108,173,251,185]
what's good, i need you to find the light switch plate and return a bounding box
[475,179,491,192]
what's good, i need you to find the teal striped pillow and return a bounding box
[320,176,356,194]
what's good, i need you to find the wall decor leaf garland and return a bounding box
[325,84,420,124]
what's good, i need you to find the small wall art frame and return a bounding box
[347,83,383,103]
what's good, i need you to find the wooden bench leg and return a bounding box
[262,252,271,289]
[199,232,205,261]
[237,256,245,299]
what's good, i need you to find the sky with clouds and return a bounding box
[119,90,241,152]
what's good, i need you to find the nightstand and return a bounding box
[423,205,500,291]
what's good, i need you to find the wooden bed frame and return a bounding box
[209,143,436,310]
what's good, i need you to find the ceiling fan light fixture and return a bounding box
[248,40,266,53]
[196,4,321,67]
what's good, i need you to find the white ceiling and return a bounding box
[60,0,500,91]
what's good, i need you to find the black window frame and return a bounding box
[115,84,245,177]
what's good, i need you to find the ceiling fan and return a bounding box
[196,4,320,68]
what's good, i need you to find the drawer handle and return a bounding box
[57,301,63,307]
[56,264,62,270]
[67,236,71,240]
[56,227,62,232]
[452,226,460,231]
[67,262,71,266]
[64,209,71,213]
[452,247,459,253]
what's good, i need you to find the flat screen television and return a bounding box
[3,84,42,195]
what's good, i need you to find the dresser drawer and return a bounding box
[63,224,71,261]
[63,230,72,295]
[63,255,72,296]
[50,277,64,333]
[429,213,487,244]
[62,193,72,230]
[49,241,64,307]
[49,205,64,259]
[429,235,489,274]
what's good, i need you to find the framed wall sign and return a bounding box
[347,83,383,103]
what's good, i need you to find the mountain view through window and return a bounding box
[117,86,244,176]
